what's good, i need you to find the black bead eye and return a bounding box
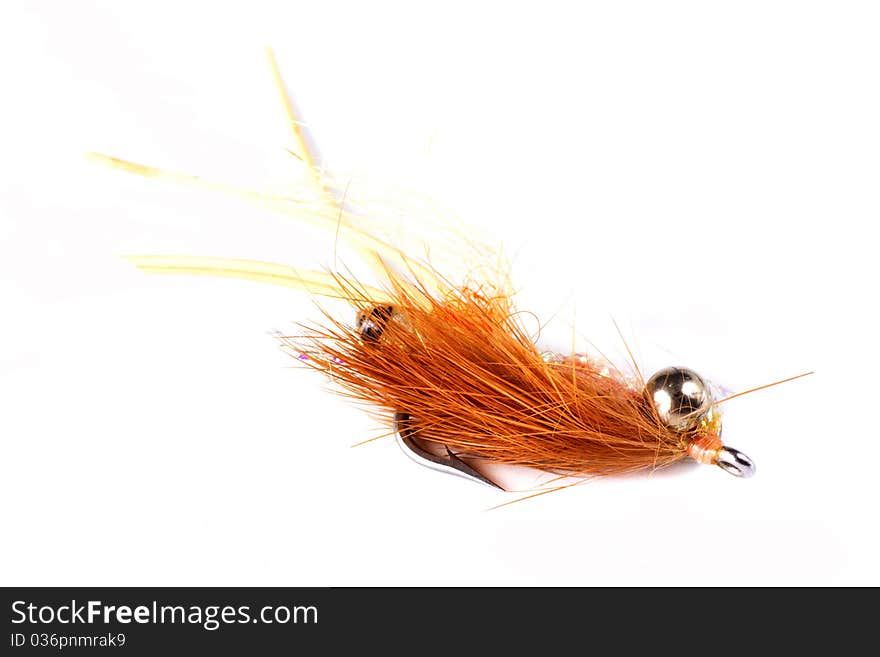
[644,367,712,431]
[356,305,395,343]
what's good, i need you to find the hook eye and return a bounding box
[715,447,756,478]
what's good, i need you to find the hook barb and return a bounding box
[394,412,504,490]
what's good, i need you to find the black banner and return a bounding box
[0,587,866,653]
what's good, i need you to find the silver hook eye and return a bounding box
[715,447,756,478]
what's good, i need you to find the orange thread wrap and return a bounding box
[687,433,723,465]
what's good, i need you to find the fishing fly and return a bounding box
[91,50,812,499]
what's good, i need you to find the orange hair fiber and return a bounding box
[290,268,690,477]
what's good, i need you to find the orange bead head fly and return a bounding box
[91,49,813,497]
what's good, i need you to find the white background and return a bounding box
[1,1,877,585]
